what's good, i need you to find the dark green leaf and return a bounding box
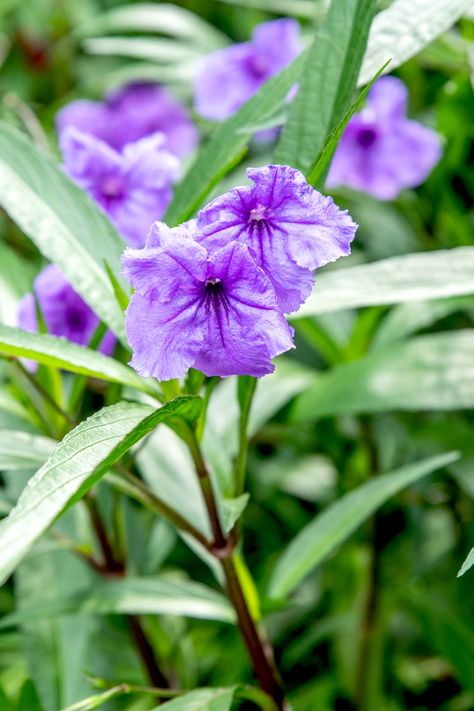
[275,0,376,173]
[269,452,458,598]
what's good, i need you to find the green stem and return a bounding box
[107,467,211,550]
[186,430,285,709]
[234,376,257,496]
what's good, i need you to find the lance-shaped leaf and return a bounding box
[358,0,472,85]
[0,121,126,342]
[0,325,160,397]
[275,0,376,172]
[293,248,474,318]
[292,330,474,422]
[269,452,458,598]
[0,397,200,585]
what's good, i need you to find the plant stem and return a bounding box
[222,554,285,710]
[83,492,170,691]
[186,429,285,709]
[107,467,211,550]
[235,376,257,496]
[128,615,170,690]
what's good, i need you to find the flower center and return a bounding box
[101,175,124,200]
[204,278,229,314]
[249,205,267,223]
[356,126,378,148]
[67,308,87,332]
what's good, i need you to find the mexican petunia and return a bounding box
[17,265,115,360]
[122,223,294,380]
[60,127,180,248]
[326,76,442,200]
[56,82,198,158]
[196,165,357,313]
[194,18,301,121]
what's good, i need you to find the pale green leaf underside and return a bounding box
[153,688,236,711]
[358,0,472,85]
[0,430,56,471]
[294,248,474,318]
[0,397,199,586]
[0,121,126,342]
[0,324,160,397]
[0,576,235,627]
[292,330,474,422]
[458,547,474,577]
[269,452,458,598]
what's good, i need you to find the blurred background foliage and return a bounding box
[0,1,473,710]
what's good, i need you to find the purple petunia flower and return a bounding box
[195,165,357,313]
[194,19,301,121]
[122,223,294,380]
[60,128,180,248]
[17,265,115,360]
[56,82,198,158]
[326,76,442,200]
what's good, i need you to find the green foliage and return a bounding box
[275,0,376,172]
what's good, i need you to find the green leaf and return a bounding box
[306,60,389,186]
[164,52,307,225]
[0,325,160,397]
[292,330,474,422]
[293,248,474,318]
[0,121,126,342]
[458,547,474,577]
[358,0,472,85]
[0,396,200,585]
[268,452,458,598]
[0,240,36,325]
[214,0,317,17]
[82,36,200,64]
[222,494,249,533]
[371,296,474,351]
[78,2,227,49]
[0,576,235,627]
[152,688,236,711]
[0,430,56,471]
[275,0,376,172]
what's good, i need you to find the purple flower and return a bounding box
[195,165,357,313]
[194,19,301,121]
[60,128,180,248]
[56,82,198,158]
[122,223,294,380]
[17,265,115,359]
[326,76,442,200]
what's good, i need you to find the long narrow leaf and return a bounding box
[275,0,376,172]
[269,452,458,598]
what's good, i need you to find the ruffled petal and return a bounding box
[193,243,293,377]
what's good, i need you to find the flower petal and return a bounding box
[193,243,294,377]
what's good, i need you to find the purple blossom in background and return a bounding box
[56,82,198,158]
[60,128,180,248]
[122,223,294,380]
[196,165,357,313]
[17,265,115,360]
[326,76,442,200]
[194,19,301,121]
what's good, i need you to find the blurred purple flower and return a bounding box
[194,19,301,121]
[326,76,442,200]
[56,82,198,158]
[17,265,115,362]
[60,128,180,248]
[122,223,294,380]
[196,165,357,313]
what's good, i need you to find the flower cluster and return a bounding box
[194,19,301,121]
[17,265,115,364]
[122,165,357,381]
[327,76,442,199]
